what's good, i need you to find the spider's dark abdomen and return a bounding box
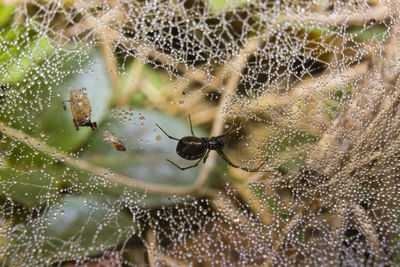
[176,136,207,160]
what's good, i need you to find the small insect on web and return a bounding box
[156,115,267,172]
[103,130,127,151]
[62,88,97,131]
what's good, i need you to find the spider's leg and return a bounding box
[156,123,180,141]
[167,156,204,171]
[203,149,210,163]
[216,148,267,172]
[62,100,70,111]
[188,114,195,136]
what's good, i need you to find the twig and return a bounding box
[351,203,386,263]
[264,214,302,266]
[145,229,156,267]
[233,61,370,131]
[99,37,122,105]
[75,0,124,105]
[281,5,388,26]
[322,75,400,188]
[122,59,145,101]
[211,191,253,228]
[194,36,262,188]
[145,229,185,266]
[0,121,216,196]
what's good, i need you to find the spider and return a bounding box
[156,115,266,172]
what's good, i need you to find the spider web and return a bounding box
[0,0,399,265]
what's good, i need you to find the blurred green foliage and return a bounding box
[250,184,292,221]
[208,0,247,11]
[0,4,14,28]
[11,195,135,264]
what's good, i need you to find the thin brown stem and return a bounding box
[264,214,303,266]
[145,229,156,267]
[99,37,122,105]
[281,5,388,26]
[0,122,215,196]
[194,36,263,188]
[351,203,386,263]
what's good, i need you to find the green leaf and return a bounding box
[249,184,292,220]
[277,157,306,175]
[265,129,318,155]
[78,109,211,206]
[0,168,61,208]
[0,5,15,28]
[44,195,134,249]
[11,194,136,265]
[2,34,54,83]
[1,48,112,171]
[346,26,388,41]
[39,48,112,152]
[208,0,247,11]
[81,109,209,186]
